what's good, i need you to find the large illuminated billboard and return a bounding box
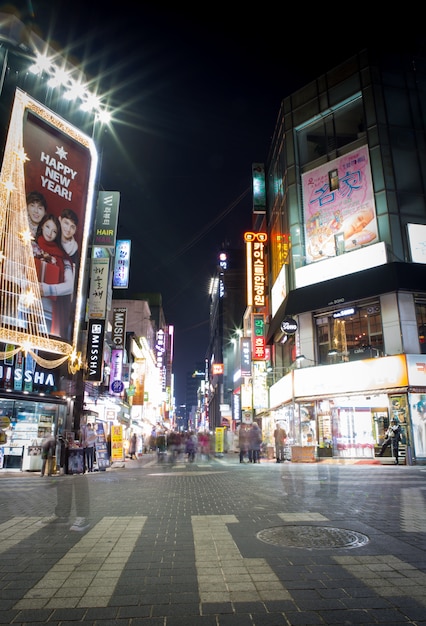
[302,145,378,264]
[0,88,97,356]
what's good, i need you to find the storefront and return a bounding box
[0,395,68,471]
[267,354,426,464]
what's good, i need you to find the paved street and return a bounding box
[1,453,426,625]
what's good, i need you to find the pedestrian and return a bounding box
[129,433,137,459]
[185,431,197,462]
[248,422,262,463]
[81,422,97,472]
[238,425,249,463]
[40,434,56,476]
[378,419,402,464]
[273,423,287,462]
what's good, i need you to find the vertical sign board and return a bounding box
[110,424,124,462]
[252,163,266,214]
[93,191,120,248]
[244,232,267,308]
[252,314,266,360]
[3,88,97,346]
[111,308,127,349]
[109,348,124,395]
[241,337,252,377]
[86,319,106,382]
[88,255,110,318]
[113,240,131,289]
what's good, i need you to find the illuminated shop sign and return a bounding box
[113,239,131,289]
[280,317,298,334]
[244,231,267,308]
[93,191,120,247]
[333,307,356,318]
[252,314,266,360]
[86,319,106,382]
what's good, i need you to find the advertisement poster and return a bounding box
[302,146,378,263]
[111,424,124,462]
[0,88,97,348]
[94,421,110,470]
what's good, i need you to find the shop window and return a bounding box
[316,302,383,362]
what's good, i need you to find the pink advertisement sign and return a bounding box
[302,146,378,263]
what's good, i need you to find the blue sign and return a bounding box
[111,380,124,393]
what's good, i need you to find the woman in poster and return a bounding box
[33,213,75,340]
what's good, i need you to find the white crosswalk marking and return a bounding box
[0,517,46,553]
[191,514,291,603]
[401,487,426,532]
[334,554,426,605]
[13,516,147,610]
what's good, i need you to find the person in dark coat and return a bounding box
[41,434,56,476]
[248,423,262,463]
[378,419,402,464]
[238,425,249,463]
[129,433,137,459]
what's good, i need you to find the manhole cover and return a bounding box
[257,525,369,549]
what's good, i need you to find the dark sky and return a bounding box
[5,1,424,405]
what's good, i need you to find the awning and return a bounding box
[267,262,426,342]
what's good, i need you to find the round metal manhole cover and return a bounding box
[257,525,369,549]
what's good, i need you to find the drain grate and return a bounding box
[257,525,369,549]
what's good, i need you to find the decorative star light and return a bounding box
[55,146,68,160]
[2,179,16,193]
[18,229,33,244]
[14,147,29,163]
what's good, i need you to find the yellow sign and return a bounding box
[215,427,225,453]
[111,424,124,462]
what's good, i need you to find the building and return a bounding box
[261,46,426,464]
[207,247,246,431]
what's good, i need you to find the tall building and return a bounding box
[259,45,426,464]
[207,247,246,430]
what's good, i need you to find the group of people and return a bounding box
[26,190,79,340]
[238,422,263,463]
[145,429,212,463]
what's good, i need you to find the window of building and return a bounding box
[296,95,365,168]
[415,300,426,354]
[315,301,383,363]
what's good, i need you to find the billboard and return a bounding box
[0,88,97,353]
[302,145,378,264]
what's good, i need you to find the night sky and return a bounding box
[4,1,425,404]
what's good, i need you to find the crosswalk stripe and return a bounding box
[0,517,46,553]
[334,554,426,605]
[191,514,291,603]
[401,488,426,532]
[13,516,147,610]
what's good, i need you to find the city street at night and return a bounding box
[1,455,425,625]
